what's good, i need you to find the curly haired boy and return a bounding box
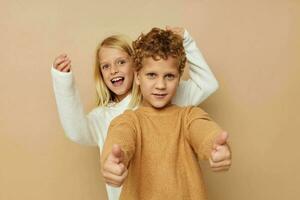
[101,27,231,200]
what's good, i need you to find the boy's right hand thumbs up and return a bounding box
[101,144,128,187]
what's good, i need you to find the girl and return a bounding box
[51,27,229,200]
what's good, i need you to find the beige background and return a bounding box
[0,0,299,200]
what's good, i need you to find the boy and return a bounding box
[101,27,231,200]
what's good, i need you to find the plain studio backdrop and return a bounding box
[0,0,299,199]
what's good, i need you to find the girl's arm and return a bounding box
[172,29,219,106]
[51,54,99,146]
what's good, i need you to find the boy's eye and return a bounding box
[146,73,156,79]
[165,74,175,80]
[117,59,126,65]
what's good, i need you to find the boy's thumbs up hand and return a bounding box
[209,131,232,172]
[110,144,125,163]
[101,144,128,187]
[214,131,228,146]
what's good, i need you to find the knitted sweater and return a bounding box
[102,105,222,200]
[51,30,218,200]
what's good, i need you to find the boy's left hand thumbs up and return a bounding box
[209,131,232,172]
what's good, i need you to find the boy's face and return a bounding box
[135,56,180,109]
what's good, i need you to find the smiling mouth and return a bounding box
[111,76,125,86]
[152,93,167,98]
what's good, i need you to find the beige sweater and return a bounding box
[101,105,222,200]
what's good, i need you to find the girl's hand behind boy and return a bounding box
[209,131,232,172]
[166,26,184,38]
[53,54,72,72]
[101,144,128,187]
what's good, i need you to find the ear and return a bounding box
[134,71,140,85]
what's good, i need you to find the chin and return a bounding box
[151,102,168,109]
[112,87,128,96]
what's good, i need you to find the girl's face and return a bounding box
[99,47,134,101]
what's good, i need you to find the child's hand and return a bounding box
[53,54,72,72]
[101,144,128,187]
[209,131,232,172]
[165,26,184,38]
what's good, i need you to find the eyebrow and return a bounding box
[99,62,108,66]
[100,57,129,65]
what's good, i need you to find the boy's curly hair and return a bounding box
[132,27,186,75]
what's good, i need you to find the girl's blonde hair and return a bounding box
[94,35,142,108]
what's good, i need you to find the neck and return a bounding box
[141,100,172,110]
[138,103,178,115]
[115,92,131,102]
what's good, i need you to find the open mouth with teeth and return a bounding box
[111,76,125,86]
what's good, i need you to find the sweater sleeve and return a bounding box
[51,67,99,146]
[185,107,222,160]
[101,113,136,167]
[172,30,219,106]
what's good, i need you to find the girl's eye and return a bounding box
[165,74,175,80]
[101,64,109,69]
[146,73,156,79]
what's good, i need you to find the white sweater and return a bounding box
[51,30,218,200]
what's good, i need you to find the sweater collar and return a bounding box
[109,93,131,109]
[137,104,180,115]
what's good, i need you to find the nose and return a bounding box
[110,64,119,75]
[155,77,166,90]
